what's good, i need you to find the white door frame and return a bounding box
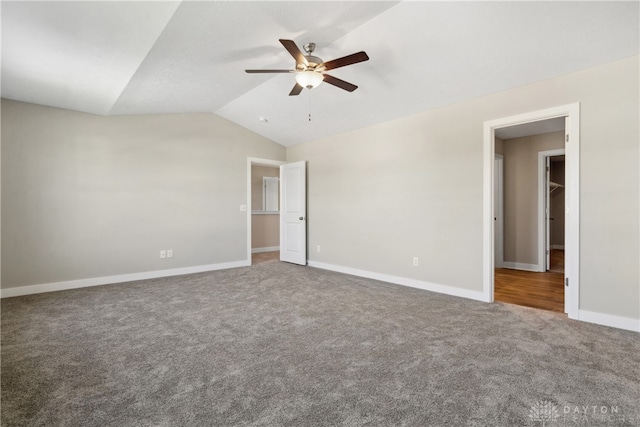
[483,103,580,319]
[537,149,565,272]
[247,157,286,265]
[494,154,504,268]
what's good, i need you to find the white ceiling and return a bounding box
[2,1,638,147]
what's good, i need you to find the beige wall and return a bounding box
[502,131,564,265]
[288,55,639,321]
[2,56,638,324]
[1,100,285,288]
[251,165,279,249]
[251,214,279,249]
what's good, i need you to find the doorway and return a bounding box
[494,154,504,269]
[247,158,285,265]
[246,158,308,266]
[539,151,565,273]
[483,103,580,319]
[547,155,566,274]
[494,130,565,312]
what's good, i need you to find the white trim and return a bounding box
[502,262,540,272]
[483,120,495,303]
[538,148,565,273]
[578,310,640,333]
[0,260,250,298]
[563,108,580,318]
[251,211,279,215]
[308,261,488,302]
[251,246,280,254]
[247,157,286,266]
[483,103,580,319]
[550,244,565,250]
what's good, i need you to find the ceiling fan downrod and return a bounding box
[303,43,316,55]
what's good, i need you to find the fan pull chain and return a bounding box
[308,89,312,122]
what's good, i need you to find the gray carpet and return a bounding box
[2,260,639,426]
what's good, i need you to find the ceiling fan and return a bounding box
[245,39,369,96]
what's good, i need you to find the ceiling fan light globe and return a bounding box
[295,70,323,89]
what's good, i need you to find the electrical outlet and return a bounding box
[167,249,173,258]
[160,250,167,259]
[413,257,419,267]
[240,204,247,212]
[317,245,321,252]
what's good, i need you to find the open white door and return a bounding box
[280,161,307,265]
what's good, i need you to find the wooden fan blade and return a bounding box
[289,83,304,96]
[320,51,369,71]
[245,69,293,73]
[279,39,308,66]
[322,74,358,92]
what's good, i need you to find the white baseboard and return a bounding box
[308,262,639,333]
[550,245,565,250]
[502,262,541,272]
[308,261,487,302]
[578,310,640,333]
[251,246,280,254]
[0,260,250,299]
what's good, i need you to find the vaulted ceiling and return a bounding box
[2,1,638,146]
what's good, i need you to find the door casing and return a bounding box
[483,103,580,319]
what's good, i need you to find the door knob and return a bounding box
[299,217,304,220]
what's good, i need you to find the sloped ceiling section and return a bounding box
[1,1,181,116]
[1,0,399,119]
[2,1,639,146]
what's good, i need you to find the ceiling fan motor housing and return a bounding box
[298,55,323,71]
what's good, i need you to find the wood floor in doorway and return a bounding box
[494,268,564,313]
[252,251,279,264]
